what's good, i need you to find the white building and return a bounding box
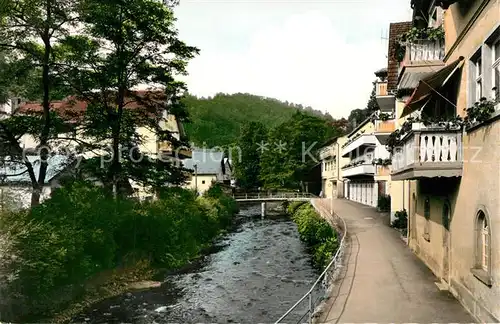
[182,149,232,195]
[0,155,70,210]
[341,116,391,208]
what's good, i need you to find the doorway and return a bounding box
[442,200,451,283]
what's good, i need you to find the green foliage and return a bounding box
[0,0,79,205]
[394,26,445,62]
[2,182,236,321]
[182,93,339,148]
[346,82,379,132]
[463,97,497,128]
[372,158,392,166]
[347,108,372,133]
[378,113,392,121]
[391,209,408,230]
[290,203,338,269]
[366,82,380,112]
[54,0,199,193]
[287,201,307,214]
[377,195,391,212]
[395,87,415,99]
[232,121,267,189]
[259,111,335,189]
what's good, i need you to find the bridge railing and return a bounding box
[232,192,316,200]
[274,199,347,324]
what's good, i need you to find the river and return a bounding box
[74,205,319,323]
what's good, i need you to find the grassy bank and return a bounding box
[0,182,238,322]
[288,202,339,269]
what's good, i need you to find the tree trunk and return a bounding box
[32,0,52,207]
[31,188,41,207]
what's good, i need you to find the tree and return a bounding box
[366,82,380,112]
[347,108,371,132]
[0,0,79,206]
[346,82,379,133]
[328,118,349,136]
[259,111,331,190]
[56,0,199,194]
[232,121,267,189]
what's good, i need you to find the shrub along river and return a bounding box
[74,205,319,323]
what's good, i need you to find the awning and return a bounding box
[401,56,464,117]
[398,65,441,89]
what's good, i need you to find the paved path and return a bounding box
[315,199,475,323]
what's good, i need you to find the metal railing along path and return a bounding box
[232,192,317,201]
[274,199,347,324]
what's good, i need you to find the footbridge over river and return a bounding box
[232,192,316,202]
[232,192,316,217]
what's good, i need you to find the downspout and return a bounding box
[403,180,406,214]
[337,141,341,198]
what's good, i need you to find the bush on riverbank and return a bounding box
[0,182,237,322]
[288,203,338,269]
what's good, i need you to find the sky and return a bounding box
[174,0,413,119]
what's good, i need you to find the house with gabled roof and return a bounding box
[182,149,233,195]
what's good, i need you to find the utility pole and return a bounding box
[194,164,198,195]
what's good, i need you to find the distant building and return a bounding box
[319,136,349,198]
[182,149,233,195]
[0,155,70,210]
[1,91,191,202]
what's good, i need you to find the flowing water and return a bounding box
[75,205,318,323]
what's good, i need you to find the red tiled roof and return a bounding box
[387,22,412,92]
[18,90,165,120]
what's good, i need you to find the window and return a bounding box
[478,212,489,271]
[473,209,492,286]
[201,180,206,184]
[475,57,483,101]
[469,27,500,112]
[492,36,500,102]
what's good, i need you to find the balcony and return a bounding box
[375,81,395,112]
[391,127,463,181]
[405,39,444,64]
[342,134,376,157]
[375,119,395,133]
[342,154,375,178]
[319,146,334,160]
[398,39,445,79]
[374,119,396,144]
[376,165,391,177]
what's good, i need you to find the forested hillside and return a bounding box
[182,93,336,147]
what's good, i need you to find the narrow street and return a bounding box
[316,198,474,323]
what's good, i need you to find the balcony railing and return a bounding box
[375,119,396,133]
[391,128,463,180]
[375,80,395,112]
[402,39,444,65]
[341,153,375,178]
[375,81,388,97]
[341,134,377,157]
[342,163,375,178]
[319,146,334,160]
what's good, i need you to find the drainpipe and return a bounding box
[337,141,340,198]
[402,180,405,217]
